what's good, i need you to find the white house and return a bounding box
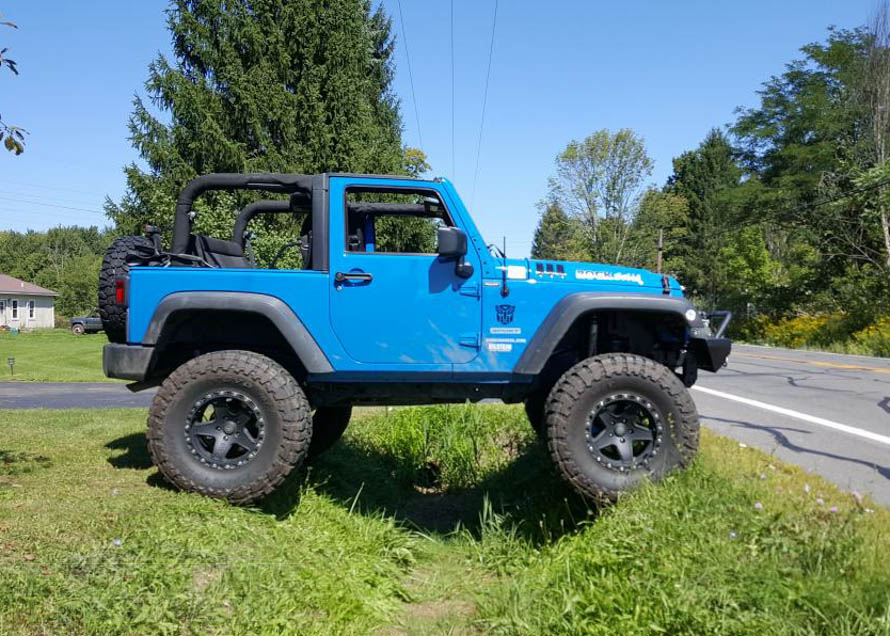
[0,273,57,330]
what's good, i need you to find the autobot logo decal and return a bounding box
[495,304,515,325]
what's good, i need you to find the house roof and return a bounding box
[0,273,58,297]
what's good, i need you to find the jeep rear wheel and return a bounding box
[307,406,352,458]
[545,353,699,502]
[147,350,311,504]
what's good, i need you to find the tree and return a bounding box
[858,1,890,272]
[627,190,689,272]
[531,202,589,261]
[106,0,406,256]
[544,129,653,263]
[665,129,742,304]
[0,10,25,154]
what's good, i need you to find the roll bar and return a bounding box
[232,200,291,246]
[171,173,313,253]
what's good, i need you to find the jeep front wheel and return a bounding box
[147,350,312,504]
[545,353,699,502]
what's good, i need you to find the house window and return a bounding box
[28,300,35,319]
[0,300,4,314]
[11,300,18,319]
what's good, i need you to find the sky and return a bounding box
[0,0,878,255]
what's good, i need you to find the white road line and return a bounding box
[691,385,890,447]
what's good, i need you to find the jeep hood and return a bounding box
[497,258,682,294]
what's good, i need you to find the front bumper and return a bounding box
[103,343,153,381]
[689,310,732,372]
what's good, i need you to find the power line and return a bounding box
[0,178,100,197]
[0,195,106,215]
[395,0,423,152]
[472,0,498,206]
[450,0,456,183]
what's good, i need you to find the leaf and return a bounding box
[4,135,15,151]
[0,21,18,29]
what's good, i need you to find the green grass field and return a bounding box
[0,329,111,382]
[1,404,888,634]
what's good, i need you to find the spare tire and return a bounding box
[98,235,155,343]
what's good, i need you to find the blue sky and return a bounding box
[0,0,877,255]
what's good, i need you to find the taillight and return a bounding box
[114,278,126,305]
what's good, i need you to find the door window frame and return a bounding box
[28,300,35,319]
[342,186,457,256]
[11,299,18,320]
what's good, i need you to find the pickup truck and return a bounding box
[98,173,731,505]
[70,314,103,335]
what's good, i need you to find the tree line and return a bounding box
[533,10,890,347]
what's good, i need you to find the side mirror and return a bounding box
[437,226,467,259]
[436,227,473,279]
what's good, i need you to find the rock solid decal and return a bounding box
[495,304,515,324]
[575,270,644,285]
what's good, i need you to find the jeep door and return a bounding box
[328,178,482,366]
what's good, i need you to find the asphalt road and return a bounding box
[1,344,888,505]
[694,344,890,506]
[0,382,156,409]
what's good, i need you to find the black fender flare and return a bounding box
[143,291,333,374]
[513,292,703,375]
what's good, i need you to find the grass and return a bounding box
[0,328,112,382]
[1,404,888,634]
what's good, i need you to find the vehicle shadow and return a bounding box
[105,433,154,470]
[702,414,890,482]
[104,431,596,543]
[261,439,596,543]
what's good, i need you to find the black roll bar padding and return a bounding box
[232,200,291,246]
[346,202,443,218]
[170,173,314,253]
[707,310,733,339]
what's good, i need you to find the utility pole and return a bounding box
[656,228,664,274]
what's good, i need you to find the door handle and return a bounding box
[335,271,373,283]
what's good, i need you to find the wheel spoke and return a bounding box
[596,410,617,427]
[595,436,616,451]
[614,437,634,463]
[629,427,654,443]
[190,422,220,438]
[212,436,234,459]
[233,430,258,454]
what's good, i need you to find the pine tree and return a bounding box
[531,203,589,261]
[107,0,405,242]
[665,129,742,304]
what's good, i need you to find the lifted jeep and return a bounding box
[100,172,731,504]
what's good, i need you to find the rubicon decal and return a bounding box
[575,270,644,285]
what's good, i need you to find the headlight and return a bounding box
[685,309,697,322]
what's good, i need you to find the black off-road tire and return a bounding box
[98,235,155,343]
[71,323,85,335]
[307,406,352,459]
[545,353,699,503]
[524,393,547,440]
[147,350,312,504]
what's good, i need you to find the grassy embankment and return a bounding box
[1,404,888,634]
[0,329,110,382]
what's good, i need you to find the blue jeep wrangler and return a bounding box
[99,173,731,504]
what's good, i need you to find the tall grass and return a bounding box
[1,405,888,634]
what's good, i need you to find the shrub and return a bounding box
[851,316,890,357]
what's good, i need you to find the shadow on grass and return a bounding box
[289,440,597,542]
[0,449,52,476]
[105,433,153,470]
[104,431,595,543]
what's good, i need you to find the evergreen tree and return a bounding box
[531,203,589,261]
[107,0,405,248]
[665,129,742,305]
